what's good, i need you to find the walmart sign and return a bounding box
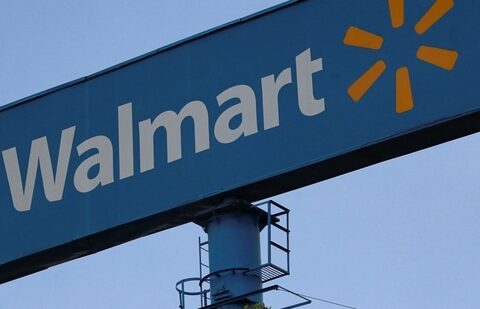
[1,0,479,282]
[2,49,322,213]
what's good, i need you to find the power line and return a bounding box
[297,292,357,309]
[277,287,357,309]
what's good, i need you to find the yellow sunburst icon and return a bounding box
[344,0,459,113]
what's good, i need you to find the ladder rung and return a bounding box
[272,222,289,233]
[271,241,290,253]
[273,210,288,217]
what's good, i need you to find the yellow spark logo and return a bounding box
[344,0,459,113]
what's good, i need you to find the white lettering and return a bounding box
[261,68,292,130]
[139,100,210,172]
[295,48,325,116]
[118,103,134,180]
[2,127,75,212]
[74,136,114,193]
[214,85,258,144]
[3,48,328,212]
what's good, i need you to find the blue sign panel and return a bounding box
[1,0,479,282]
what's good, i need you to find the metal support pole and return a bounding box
[200,199,265,308]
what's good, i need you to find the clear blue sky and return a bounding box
[0,1,479,308]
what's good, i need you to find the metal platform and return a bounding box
[176,200,297,309]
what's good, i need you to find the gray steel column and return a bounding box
[202,200,265,308]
